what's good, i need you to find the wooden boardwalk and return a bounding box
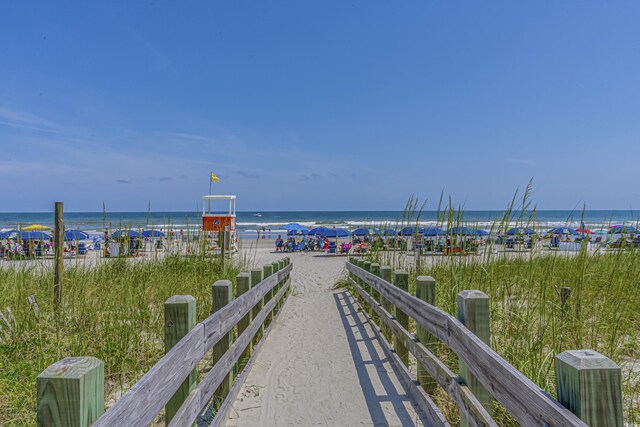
[227,254,427,426]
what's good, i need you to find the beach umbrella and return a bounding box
[18,231,52,240]
[546,227,579,236]
[446,226,480,236]
[0,230,17,239]
[22,224,51,231]
[111,229,141,239]
[399,226,425,236]
[307,227,349,238]
[142,229,165,238]
[280,223,309,232]
[506,227,534,235]
[593,229,609,235]
[351,227,379,236]
[476,229,490,236]
[423,227,444,237]
[575,228,593,234]
[64,230,90,241]
[287,230,308,236]
[608,225,640,234]
[381,228,398,236]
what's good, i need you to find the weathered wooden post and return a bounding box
[212,280,233,405]
[164,295,197,424]
[379,266,393,342]
[458,290,492,426]
[271,261,280,309]
[54,202,64,310]
[263,264,274,325]
[415,276,438,394]
[37,357,104,427]
[370,263,380,302]
[555,350,623,427]
[236,273,252,373]
[250,268,264,345]
[393,270,409,366]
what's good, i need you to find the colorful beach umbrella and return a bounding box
[608,225,640,234]
[22,224,51,231]
[575,228,593,234]
[593,229,609,235]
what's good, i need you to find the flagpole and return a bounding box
[208,172,212,213]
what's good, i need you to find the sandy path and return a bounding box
[227,247,427,426]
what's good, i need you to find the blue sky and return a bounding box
[1,1,639,212]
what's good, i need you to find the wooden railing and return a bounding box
[346,257,623,427]
[36,257,292,427]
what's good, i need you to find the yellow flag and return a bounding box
[210,172,220,182]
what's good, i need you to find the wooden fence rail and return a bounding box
[346,258,623,427]
[36,258,292,427]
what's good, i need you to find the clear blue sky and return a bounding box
[1,1,639,212]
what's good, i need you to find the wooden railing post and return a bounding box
[555,350,623,427]
[458,290,492,426]
[379,265,394,344]
[263,264,274,325]
[164,295,197,424]
[236,273,252,373]
[415,276,438,394]
[212,280,233,405]
[393,269,409,366]
[37,356,104,427]
[250,268,264,342]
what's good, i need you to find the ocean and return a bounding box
[0,210,638,238]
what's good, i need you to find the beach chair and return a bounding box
[339,243,351,254]
[328,241,337,254]
[77,242,87,256]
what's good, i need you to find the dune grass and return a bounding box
[0,253,241,426]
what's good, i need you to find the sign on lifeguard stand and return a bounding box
[202,195,237,232]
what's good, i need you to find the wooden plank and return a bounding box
[555,350,623,427]
[37,356,104,427]
[210,278,292,427]
[344,286,449,426]
[415,276,438,395]
[195,280,291,422]
[164,295,197,425]
[212,280,233,404]
[250,268,264,342]
[93,324,205,426]
[349,277,496,427]
[458,290,492,427]
[346,263,587,427]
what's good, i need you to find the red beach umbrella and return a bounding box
[575,228,593,234]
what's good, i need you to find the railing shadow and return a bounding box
[333,290,425,427]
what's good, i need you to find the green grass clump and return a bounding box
[0,254,241,426]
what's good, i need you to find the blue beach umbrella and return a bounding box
[351,227,379,236]
[506,227,535,235]
[399,226,425,236]
[476,229,490,236]
[18,231,52,240]
[287,229,308,236]
[280,223,309,232]
[446,226,479,236]
[308,227,350,238]
[64,230,90,241]
[111,229,141,239]
[381,228,398,236]
[546,227,579,236]
[423,227,444,236]
[0,230,17,239]
[142,229,165,238]
[608,225,640,234]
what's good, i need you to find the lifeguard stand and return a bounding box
[202,195,237,251]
